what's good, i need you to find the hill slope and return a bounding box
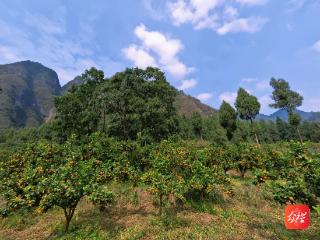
[0,61,61,128]
[174,91,217,117]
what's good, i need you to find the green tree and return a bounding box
[191,112,204,139]
[289,112,303,142]
[203,115,228,144]
[54,68,104,140]
[0,136,114,232]
[142,141,188,215]
[235,88,261,145]
[270,78,303,143]
[219,101,237,141]
[177,115,193,139]
[103,67,179,142]
[231,143,262,178]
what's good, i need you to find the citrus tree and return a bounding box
[142,140,188,215]
[263,142,317,205]
[231,143,262,178]
[0,135,114,232]
[142,140,227,214]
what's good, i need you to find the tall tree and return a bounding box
[103,67,179,142]
[269,78,303,143]
[191,112,204,139]
[54,68,104,140]
[219,101,237,141]
[288,112,303,142]
[235,88,261,145]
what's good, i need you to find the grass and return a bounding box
[1,178,319,240]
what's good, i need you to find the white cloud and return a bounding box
[24,12,65,35]
[224,6,238,19]
[219,92,237,105]
[0,12,123,85]
[194,14,219,30]
[0,45,21,62]
[217,16,268,35]
[255,80,269,91]
[313,40,320,53]
[123,24,193,79]
[167,0,222,26]
[122,45,158,69]
[197,92,213,101]
[166,0,268,34]
[302,98,320,112]
[258,94,272,114]
[178,79,197,90]
[144,0,165,20]
[235,0,267,6]
[241,77,257,83]
[241,77,270,91]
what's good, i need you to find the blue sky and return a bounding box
[0,0,319,114]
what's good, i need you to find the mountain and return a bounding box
[257,109,320,122]
[0,61,61,128]
[174,91,217,117]
[61,76,83,94]
[0,61,217,128]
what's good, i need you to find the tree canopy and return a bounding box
[54,67,179,143]
[219,101,237,141]
[269,78,303,113]
[235,88,260,123]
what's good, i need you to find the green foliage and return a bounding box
[288,112,301,127]
[231,143,262,178]
[88,189,115,212]
[54,68,104,140]
[53,67,179,143]
[190,112,203,139]
[102,67,179,142]
[142,140,227,215]
[219,101,237,140]
[235,88,260,122]
[253,142,320,206]
[269,78,303,113]
[235,88,261,144]
[0,134,114,232]
[202,115,228,145]
[270,78,304,142]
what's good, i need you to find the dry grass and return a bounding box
[1,179,319,240]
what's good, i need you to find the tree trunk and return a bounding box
[240,170,245,179]
[62,201,79,232]
[239,165,246,179]
[297,128,303,144]
[64,214,71,233]
[159,194,163,216]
